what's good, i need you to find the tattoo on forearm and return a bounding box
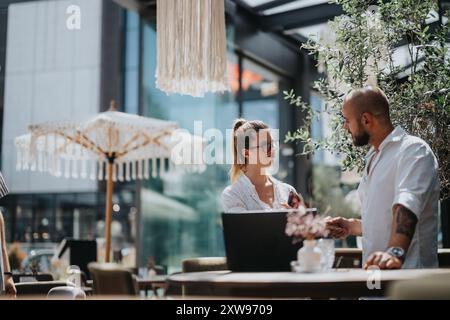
[395,206,418,240]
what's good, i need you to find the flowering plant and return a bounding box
[285,207,329,243]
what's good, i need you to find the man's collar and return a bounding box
[378,126,406,151]
[365,126,405,159]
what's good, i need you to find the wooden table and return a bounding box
[167,268,450,299]
[137,276,168,296]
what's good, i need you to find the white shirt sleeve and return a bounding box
[221,187,247,213]
[0,172,9,199]
[392,143,439,218]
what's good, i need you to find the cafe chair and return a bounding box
[88,262,139,296]
[438,248,450,267]
[15,281,71,296]
[170,257,228,297]
[182,257,228,273]
[12,273,54,283]
[388,272,450,300]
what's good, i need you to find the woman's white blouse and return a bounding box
[221,174,301,212]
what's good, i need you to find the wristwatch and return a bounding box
[386,246,405,261]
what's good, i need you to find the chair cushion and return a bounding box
[182,257,228,273]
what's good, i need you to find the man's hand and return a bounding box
[4,276,17,298]
[325,217,355,239]
[364,251,402,270]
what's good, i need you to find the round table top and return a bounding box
[168,268,450,285]
[167,268,450,298]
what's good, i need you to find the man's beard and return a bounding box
[352,129,370,146]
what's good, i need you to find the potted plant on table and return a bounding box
[285,208,330,272]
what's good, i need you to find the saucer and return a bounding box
[290,261,321,273]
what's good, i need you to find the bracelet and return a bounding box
[3,272,12,277]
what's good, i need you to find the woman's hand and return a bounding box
[287,191,302,209]
[4,276,17,298]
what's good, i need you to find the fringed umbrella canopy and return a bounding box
[15,102,205,261]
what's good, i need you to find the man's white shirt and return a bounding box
[358,126,440,268]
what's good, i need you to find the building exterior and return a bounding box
[0,0,343,273]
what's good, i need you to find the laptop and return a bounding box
[222,210,305,272]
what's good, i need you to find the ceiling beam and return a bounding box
[113,0,156,18]
[112,0,141,12]
[259,2,344,31]
[229,0,256,13]
[253,0,299,12]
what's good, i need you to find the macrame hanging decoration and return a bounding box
[156,0,230,97]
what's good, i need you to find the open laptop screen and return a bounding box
[222,210,307,272]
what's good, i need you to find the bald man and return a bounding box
[327,86,439,269]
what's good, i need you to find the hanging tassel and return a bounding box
[51,134,57,175]
[43,135,48,171]
[22,152,29,170]
[89,160,96,180]
[47,154,53,175]
[80,159,87,179]
[144,158,149,179]
[131,160,137,180]
[168,157,174,173]
[16,148,22,171]
[113,162,118,182]
[159,157,165,177]
[98,160,104,181]
[72,159,78,178]
[151,157,157,178]
[125,161,131,181]
[118,162,124,182]
[30,155,37,171]
[55,158,62,177]
[37,152,43,172]
[43,153,49,173]
[137,159,143,180]
[64,159,71,178]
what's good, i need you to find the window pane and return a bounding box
[138,21,238,273]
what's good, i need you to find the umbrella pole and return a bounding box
[104,161,114,262]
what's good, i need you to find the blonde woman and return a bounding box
[221,119,304,212]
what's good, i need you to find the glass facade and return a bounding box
[0,1,313,275]
[138,20,237,273]
[120,15,295,272]
[0,0,136,271]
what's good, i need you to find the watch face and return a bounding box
[390,247,404,257]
